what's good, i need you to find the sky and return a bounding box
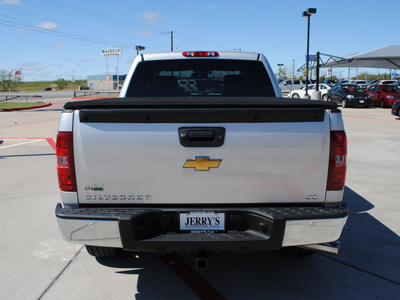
[0,0,399,82]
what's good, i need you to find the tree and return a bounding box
[0,70,14,92]
[55,78,68,90]
[275,66,289,79]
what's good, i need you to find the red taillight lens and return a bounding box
[327,131,347,190]
[182,51,219,57]
[56,131,77,192]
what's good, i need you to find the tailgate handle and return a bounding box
[179,127,225,147]
[189,130,215,141]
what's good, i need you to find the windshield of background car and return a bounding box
[342,85,364,93]
[381,85,400,93]
[126,59,276,97]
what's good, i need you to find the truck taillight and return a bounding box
[56,131,77,192]
[327,131,347,191]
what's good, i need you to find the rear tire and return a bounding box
[281,246,316,257]
[85,245,123,258]
[380,99,386,108]
[292,93,300,98]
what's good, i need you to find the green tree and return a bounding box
[0,70,14,92]
[55,78,68,90]
[275,66,289,79]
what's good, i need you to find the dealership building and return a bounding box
[87,74,127,90]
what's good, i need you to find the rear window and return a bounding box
[381,85,400,93]
[126,59,275,97]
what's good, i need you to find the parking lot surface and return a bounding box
[0,101,399,299]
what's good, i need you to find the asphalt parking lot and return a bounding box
[0,100,399,299]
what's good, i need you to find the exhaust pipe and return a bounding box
[300,241,340,255]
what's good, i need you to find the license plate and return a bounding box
[179,211,225,232]
[359,100,364,103]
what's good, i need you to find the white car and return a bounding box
[288,83,331,100]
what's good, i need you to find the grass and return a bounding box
[0,102,45,109]
[13,80,87,92]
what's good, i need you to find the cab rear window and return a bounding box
[126,59,275,97]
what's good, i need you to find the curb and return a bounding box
[0,102,52,112]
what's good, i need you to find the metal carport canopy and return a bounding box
[321,45,400,69]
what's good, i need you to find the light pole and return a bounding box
[136,45,145,55]
[161,31,173,51]
[277,63,283,78]
[302,8,317,98]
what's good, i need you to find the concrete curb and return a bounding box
[0,102,52,112]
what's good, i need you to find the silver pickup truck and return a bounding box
[55,51,348,268]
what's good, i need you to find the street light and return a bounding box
[135,45,145,55]
[302,8,317,98]
[277,63,284,79]
[161,31,174,51]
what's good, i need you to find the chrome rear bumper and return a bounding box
[56,204,348,253]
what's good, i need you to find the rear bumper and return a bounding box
[55,204,348,253]
[347,99,371,107]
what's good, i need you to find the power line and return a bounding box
[0,19,133,48]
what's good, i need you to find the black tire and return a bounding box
[292,93,300,98]
[327,96,331,101]
[341,99,346,108]
[281,246,316,257]
[380,99,386,108]
[85,245,123,258]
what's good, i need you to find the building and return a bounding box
[87,74,126,90]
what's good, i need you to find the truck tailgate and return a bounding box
[70,98,333,205]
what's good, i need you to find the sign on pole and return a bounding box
[101,49,123,56]
[306,55,317,61]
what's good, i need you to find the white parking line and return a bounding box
[0,139,45,149]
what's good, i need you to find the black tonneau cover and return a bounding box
[64,97,338,110]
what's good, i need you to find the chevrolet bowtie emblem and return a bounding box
[183,156,222,171]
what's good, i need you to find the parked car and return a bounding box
[322,79,337,86]
[375,80,396,85]
[337,80,350,85]
[327,84,371,108]
[349,80,368,85]
[279,79,312,94]
[391,100,400,117]
[391,80,400,86]
[368,80,380,85]
[366,84,400,107]
[43,87,51,91]
[288,83,331,100]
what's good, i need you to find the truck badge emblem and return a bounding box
[183,156,222,171]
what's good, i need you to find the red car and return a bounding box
[366,84,400,107]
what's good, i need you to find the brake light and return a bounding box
[182,51,219,57]
[327,131,347,190]
[56,131,77,192]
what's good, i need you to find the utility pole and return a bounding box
[292,60,295,79]
[161,31,174,51]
